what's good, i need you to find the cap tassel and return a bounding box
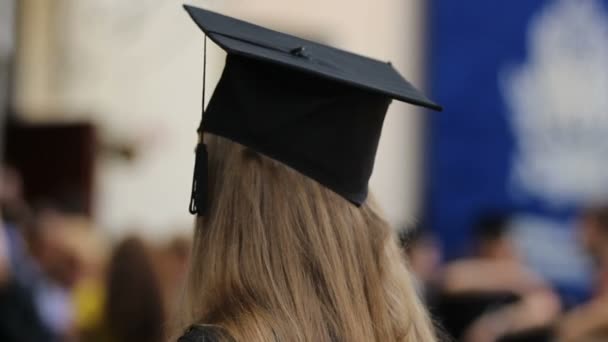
[189,143,208,215]
[189,36,209,216]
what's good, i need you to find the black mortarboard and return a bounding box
[184,5,442,215]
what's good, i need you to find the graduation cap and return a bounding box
[184,5,442,215]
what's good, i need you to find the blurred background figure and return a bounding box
[156,235,191,318]
[578,206,608,295]
[0,165,56,341]
[472,214,518,261]
[27,209,100,340]
[430,213,561,342]
[399,226,442,297]
[557,205,608,341]
[95,237,164,342]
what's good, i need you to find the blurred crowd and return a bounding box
[0,165,190,342]
[401,209,608,342]
[3,160,608,342]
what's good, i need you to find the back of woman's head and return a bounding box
[179,134,436,342]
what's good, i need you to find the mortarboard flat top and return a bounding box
[184,5,442,214]
[183,5,442,111]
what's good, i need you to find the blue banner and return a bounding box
[426,0,608,300]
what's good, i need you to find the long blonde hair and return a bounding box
[175,134,436,341]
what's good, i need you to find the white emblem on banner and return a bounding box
[501,0,608,205]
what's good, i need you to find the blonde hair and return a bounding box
[175,134,436,341]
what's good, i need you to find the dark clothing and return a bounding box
[498,327,554,342]
[0,225,57,341]
[178,325,235,342]
[0,280,55,342]
[430,290,520,340]
[430,290,554,342]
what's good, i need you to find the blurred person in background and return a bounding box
[1,165,31,224]
[431,213,561,342]
[399,227,442,298]
[557,205,608,341]
[578,206,608,296]
[0,166,57,341]
[156,235,191,320]
[0,224,54,342]
[25,208,95,340]
[69,223,108,341]
[472,215,518,261]
[85,236,165,342]
[1,163,108,341]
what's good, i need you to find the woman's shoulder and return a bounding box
[177,325,234,342]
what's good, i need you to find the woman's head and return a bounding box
[179,134,436,342]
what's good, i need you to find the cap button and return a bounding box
[290,46,311,59]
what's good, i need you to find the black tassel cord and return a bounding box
[189,36,209,215]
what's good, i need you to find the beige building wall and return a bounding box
[13,0,426,239]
